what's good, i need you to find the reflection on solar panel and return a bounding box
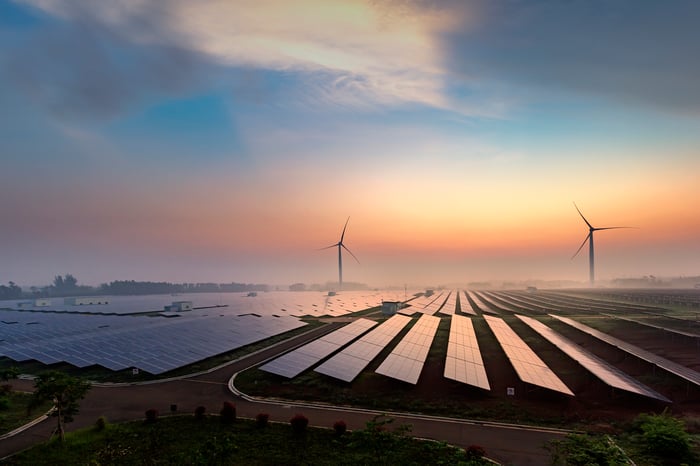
[444,315,490,389]
[438,291,458,315]
[459,291,477,315]
[467,291,500,315]
[375,314,440,384]
[517,315,669,402]
[259,318,377,378]
[399,292,446,315]
[0,309,306,375]
[315,314,411,382]
[551,314,700,388]
[483,315,573,395]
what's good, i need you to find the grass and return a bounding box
[0,390,53,435]
[3,414,491,465]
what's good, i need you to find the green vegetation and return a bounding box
[0,391,52,435]
[28,371,91,442]
[550,412,699,466]
[4,415,491,465]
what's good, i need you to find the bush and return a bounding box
[194,406,206,420]
[94,416,107,432]
[333,420,347,436]
[549,433,627,466]
[635,411,692,462]
[255,412,269,427]
[144,408,158,424]
[0,384,12,395]
[220,401,236,424]
[466,445,485,459]
[290,413,308,434]
[0,397,10,411]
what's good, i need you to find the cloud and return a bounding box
[12,0,481,115]
[445,0,700,116]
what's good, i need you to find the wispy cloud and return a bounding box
[15,0,478,114]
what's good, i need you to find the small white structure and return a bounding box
[34,299,51,307]
[164,301,193,312]
[381,301,401,316]
[64,297,110,306]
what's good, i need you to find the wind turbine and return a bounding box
[320,217,359,290]
[572,203,632,285]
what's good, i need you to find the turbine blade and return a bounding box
[573,202,593,229]
[340,216,350,243]
[318,243,340,250]
[571,233,591,259]
[594,226,636,231]
[341,243,360,264]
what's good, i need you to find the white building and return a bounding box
[164,301,193,312]
[64,297,110,305]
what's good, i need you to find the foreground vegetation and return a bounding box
[5,412,491,465]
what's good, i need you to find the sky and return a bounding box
[1,0,699,289]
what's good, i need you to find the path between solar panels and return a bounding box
[1,320,572,466]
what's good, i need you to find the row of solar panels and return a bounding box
[0,309,306,374]
[260,312,694,402]
[0,290,414,318]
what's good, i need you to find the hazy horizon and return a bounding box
[2,1,699,289]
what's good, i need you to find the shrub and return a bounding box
[255,412,269,427]
[0,384,12,395]
[333,420,347,436]
[635,411,692,461]
[144,408,158,424]
[0,397,10,411]
[548,433,627,466]
[194,406,206,420]
[94,416,108,432]
[466,445,485,459]
[290,413,308,434]
[220,401,236,424]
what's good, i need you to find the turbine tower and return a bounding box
[572,203,632,285]
[320,217,359,290]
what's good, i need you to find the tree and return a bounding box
[28,371,91,442]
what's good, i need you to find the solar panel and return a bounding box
[483,315,573,395]
[260,318,377,378]
[375,314,440,384]
[315,314,411,382]
[516,315,670,402]
[459,291,477,315]
[466,291,500,315]
[438,291,458,315]
[551,314,700,388]
[444,315,490,390]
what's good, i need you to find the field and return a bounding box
[236,289,700,430]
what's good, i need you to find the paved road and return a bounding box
[1,323,566,465]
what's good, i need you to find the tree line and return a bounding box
[1,274,269,299]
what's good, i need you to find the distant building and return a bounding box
[16,301,33,309]
[64,297,109,305]
[381,301,401,316]
[327,291,337,296]
[247,292,258,297]
[526,286,538,293]
[164,301,193,312]
[424,289,434,297]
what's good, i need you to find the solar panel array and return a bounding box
[551,314,700,388]
[466,291,500,315]
[259,318,377,378]
[438,291,458,315]
[400,292,446,315]
[459,291,477,315]
[444,315,490,390]
[516,315,670,402]
[315,314,412,382]
[0,309,306,374]
[602,313,700,339]
[375,314,440,384]
[483,315,573,395]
